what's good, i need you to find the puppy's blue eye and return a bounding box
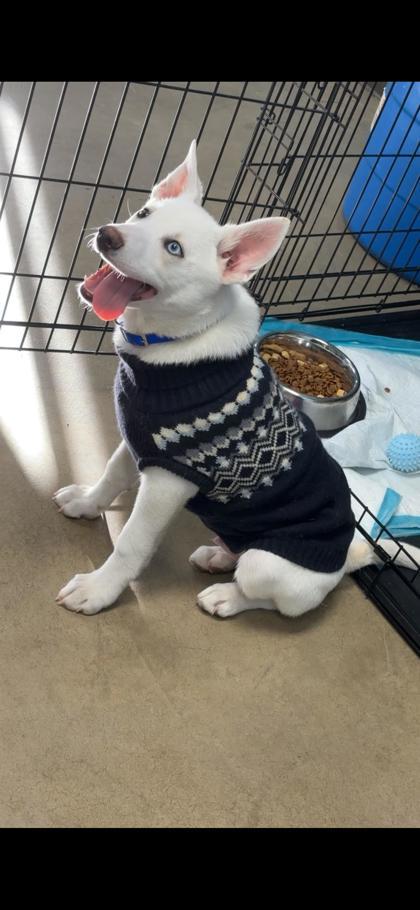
[164,239,183,257]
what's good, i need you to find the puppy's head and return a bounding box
[79,141,290,325]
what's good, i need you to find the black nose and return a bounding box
[97,225,124,252]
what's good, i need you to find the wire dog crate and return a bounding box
[1,81,419,653]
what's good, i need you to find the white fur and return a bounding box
[56,466,197,614]
[55,141,420,617]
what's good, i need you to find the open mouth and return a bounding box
[79,264,157,321]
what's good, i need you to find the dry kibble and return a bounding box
[263,343,286,355]
[260,342,351,400]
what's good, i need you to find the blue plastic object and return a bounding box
[371,486,420,540]
[343,81,420,285]
[371,487,402,539]
[386,434,420,473]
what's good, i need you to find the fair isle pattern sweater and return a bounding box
[114,348,355,573]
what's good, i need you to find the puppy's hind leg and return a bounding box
[189,538,238,574]
[235,549,344,618]
[195,542,276,617]
[197,580,276,618]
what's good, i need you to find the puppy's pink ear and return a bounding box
[218,217,290,284]
[150,140,203,205]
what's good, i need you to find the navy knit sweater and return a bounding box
[114,348,355,573]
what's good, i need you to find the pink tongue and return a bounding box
[89,270,141,321]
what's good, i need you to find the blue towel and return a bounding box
[259,319,420,357]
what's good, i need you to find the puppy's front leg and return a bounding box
[53,440,139,518]
[56,468,198,614]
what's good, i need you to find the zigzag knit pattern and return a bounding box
[150,353,304,502]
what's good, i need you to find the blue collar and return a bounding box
[116,321,175,347]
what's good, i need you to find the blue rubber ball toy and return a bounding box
[386,434,420,473]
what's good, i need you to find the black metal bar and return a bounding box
[92,82,163,353]
[336,138,419,300]
[386,235,420,301]
[43,82,132,353]
[258,82,361,233]
[246,151,418,163]
[17,82,101,350]
[0,82,36,221]
[256,264,420,282]
[139,81,329,114]
[0,83,69,325]
[352,492,420,576]
[259,298,420,319]
[251,82,358,304]
[266,82,380,310]
[254,81,360,303]
[241,82,310,224]
[202,81,249,203]
[277,81,361,230]
[196,81,221,145]
[0,272,82,281]
[242,165,303,221]
[152,82,192,186]
[289,81,345,125]
[4,262,419,287]
[355,178,419,300]
[319,83,414,308]
[1,318,113,332]
[43,82,131,353]
[219,81,279,224]
[0,345,115,355]
[0,312,401,353]
[272,83,379,298]
[0,171,152,193]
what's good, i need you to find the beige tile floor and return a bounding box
[0,349,419,828]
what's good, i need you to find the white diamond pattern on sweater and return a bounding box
[150,352,304,502]
[152,352,264,451]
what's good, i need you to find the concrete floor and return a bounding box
[0,350,419,828]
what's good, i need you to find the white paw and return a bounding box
[197,582,245,618]
[53,484,101,519]
[56,569,121,615]
[189,545,237,574]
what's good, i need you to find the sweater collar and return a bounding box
[118,348,256,395]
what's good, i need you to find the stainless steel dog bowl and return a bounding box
[257,331,361,433]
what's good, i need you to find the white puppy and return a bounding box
[54,141,420,618]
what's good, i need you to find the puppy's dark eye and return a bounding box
[137,207,150,219]
[164,239,183,257]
